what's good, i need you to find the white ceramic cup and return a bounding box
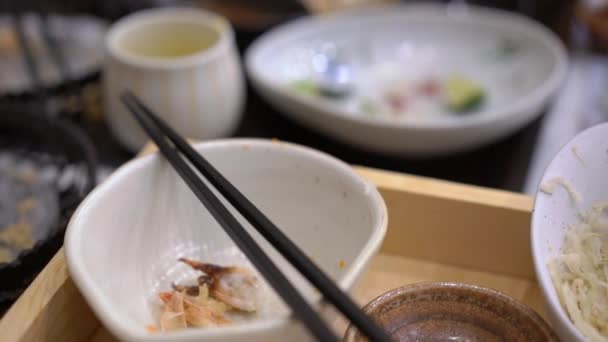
[104,7,245,152]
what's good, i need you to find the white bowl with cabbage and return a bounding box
[532,123,608,342]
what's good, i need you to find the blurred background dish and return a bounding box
[246,4,567,156]
[0,109,96,310]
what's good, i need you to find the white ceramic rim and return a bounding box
[245,3,568,131]
[65,138,388,341]
[530,123,608,341]
[106,7,235,70]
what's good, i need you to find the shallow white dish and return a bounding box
[246,3,567,156]
[532,123,608,341]
[64,139,387,342]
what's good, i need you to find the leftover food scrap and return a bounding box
[154,259,259,333]
[291,74,485,117]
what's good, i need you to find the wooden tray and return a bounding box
[0,166,540,341]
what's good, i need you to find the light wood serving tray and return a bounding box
[0,165,541,341]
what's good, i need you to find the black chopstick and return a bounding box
[38,13,85,117]
[121,95,339,342]
[12,13,44,97]
[124,92,393,341]
[38,13,71,81]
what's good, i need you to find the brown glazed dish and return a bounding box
[344,282,558,342]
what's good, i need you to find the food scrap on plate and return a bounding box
[155,259,259,332]
[290,73,485,117]
[0,159,60,264]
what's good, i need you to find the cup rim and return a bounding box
[105,7,234,70]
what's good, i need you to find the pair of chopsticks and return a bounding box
[121,91,391,341]
[12,12,81,113]
[13,13,67,93]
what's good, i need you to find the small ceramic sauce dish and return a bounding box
[344,282,558,342]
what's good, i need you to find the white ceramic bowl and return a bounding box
[104,8,245,152]
[532,123,608,341]
[246,4,567,157]
[64,139,387,342]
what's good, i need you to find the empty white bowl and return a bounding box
[246,3,567,156]
[532,123,608,341]
[64,139,387,342]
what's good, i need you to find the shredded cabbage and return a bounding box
[549,204,608,341]
[540,178,582,203]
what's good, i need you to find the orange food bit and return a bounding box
[146,324,158,334]
[339,260,345,268]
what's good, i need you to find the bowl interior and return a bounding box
[532,123,608,340]
[65,139,386,340]
[247,4,564,126]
